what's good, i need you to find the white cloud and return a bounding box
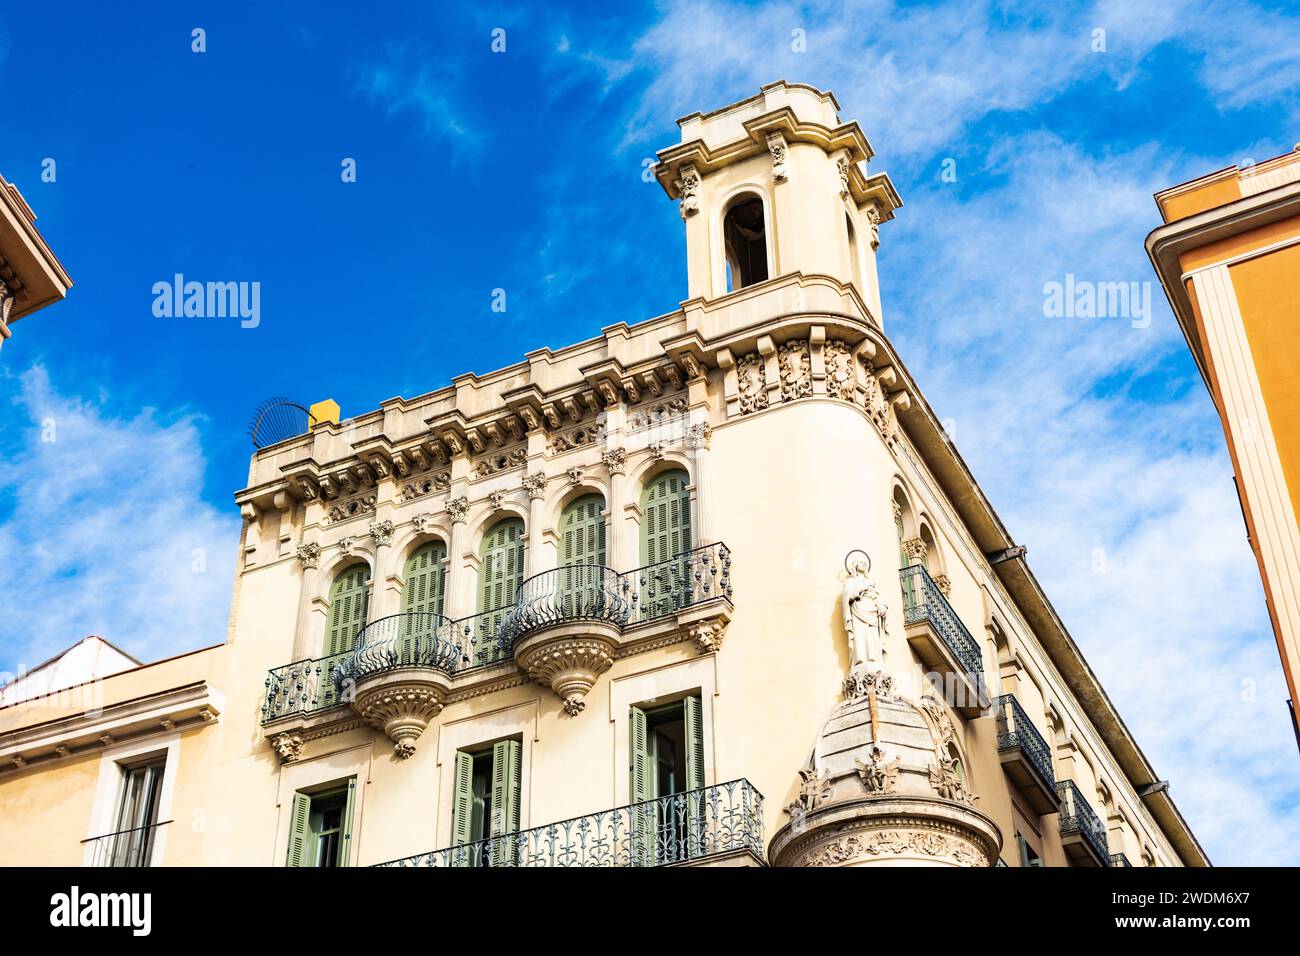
[613,0,1300,864]
[0,366,239,673]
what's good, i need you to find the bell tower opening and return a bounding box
[722,195,769,290]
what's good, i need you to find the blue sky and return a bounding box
[2,0,1299,863]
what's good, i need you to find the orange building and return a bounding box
[1148,146,1300,748]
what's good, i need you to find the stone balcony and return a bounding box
[261,544,732,756]
[1057,779,1110,867]
[899,564,987,716]
[992,693,1061,815]
[376,778,764,868]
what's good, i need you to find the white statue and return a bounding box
[842,554,887,669]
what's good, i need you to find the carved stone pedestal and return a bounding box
[513,622,619,716]
[351,667,452,758]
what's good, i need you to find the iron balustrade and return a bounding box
[992,694,1056,787]
[334,611,465,690]
[377,778,763,868]
[619,542,732,626]
[263,651,352,721]
[81,820,171,867]
[455,605,515,667]
[1057,779,1109,861]
[261,542,732,721]
[497,564,634,649]
[899,564,984,680]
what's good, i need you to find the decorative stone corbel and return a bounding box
[296,542,321,569]
[767,131,788,182]
[271,733,305,763]
[837,156,850,198]
[676,163,700,219]
[488,490,507,511]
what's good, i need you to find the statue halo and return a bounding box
[844,549,871,576]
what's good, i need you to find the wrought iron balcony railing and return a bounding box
[81,820,171,867]
[1057,779,1109,861]
[377,778,763,868]
[619,542,732,627]
[497,564,634,648]
[993,694,1056,787]
[262,543,732,721]
[333,611,466,690]
[1111,852,1132,867]
[899,564,984,679]
[263,651,352,721]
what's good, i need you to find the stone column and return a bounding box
[602,449,628,570]
[292,543,322,661]
[444,496,471,620]
[524,473,548,576]
[686,421,712,546]
[370,518,397,618]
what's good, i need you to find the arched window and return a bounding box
[403,540,447,617]
[479,517,525,613]
[641,470,692,566]
[325,563,371,657]
[846,213,862,288]
[722,195,769,290]
[475,517,525,663]
[947,742,967,788]
[560,494,607,568]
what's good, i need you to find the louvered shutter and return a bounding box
[639,471,691,617]
[489,739,523,865]
[326,564,371,657]
[560,495,606,614]
[683,695,707,860]
[451,751,475,865]
[629,705,654,865]
[339,777,357,867]
[402,541,447,665]
[286,792,312,867]
[478,519,524,663]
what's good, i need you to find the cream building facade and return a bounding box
[0,172,72,350]
[0,83,1206,868]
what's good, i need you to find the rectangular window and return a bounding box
[1017,833,1043,868]
[451,738,521,866]
[286,778,356,867]
[630,693,705,864]
[104,756,166,867]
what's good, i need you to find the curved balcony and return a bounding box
[335,611,466,758]
[499,565,634,716]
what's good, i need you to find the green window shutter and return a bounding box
[478,518,525,612]
[683,695,705,792]
[640,469,691,565]
[403,541,447,616]
[490,739,522,837]
[629,705,651,804]
[477,518,524,664]
[560,494,607,567]
[683,695,707,860]
[326,563,371,657]
[338,778,356,867]
[286,792,312,868]
[451,751,475,848]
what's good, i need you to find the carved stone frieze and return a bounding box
[473,447,527,479]
[825,340,855,400]
[778,340,812,402]
[737,352,768,415]
[401,471,450,501]
[327,493,377,525]
[549,422,605,455]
